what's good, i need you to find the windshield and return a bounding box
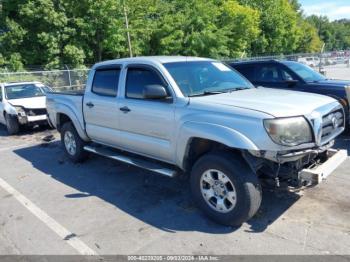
[5,84,45,100]
[283,61,326,82]
[163,61,254,97]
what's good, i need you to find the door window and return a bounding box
[256,65,282,82]
[126,67,169,99]
[92,69,120,96]
[280,69,294,80]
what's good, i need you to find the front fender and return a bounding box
[4,102,17,116]
[176,121,259,168]
[54,103,89,141]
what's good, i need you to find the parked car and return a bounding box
[229,60,350,128]
[297,57,320,67]
[47,56,346,226]
[0,81,52,134]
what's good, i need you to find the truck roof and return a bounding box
[93,56,214,69]
[2,81,42,87]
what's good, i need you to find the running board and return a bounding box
[83,145,177,178]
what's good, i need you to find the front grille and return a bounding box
[321,108,344,143]
[24,108,47,116]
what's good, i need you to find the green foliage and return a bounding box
[0,0,346,70]
[307,16,350,51]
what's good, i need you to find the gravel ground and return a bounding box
[0,124,349,255]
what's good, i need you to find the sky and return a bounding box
[299,0,350,21]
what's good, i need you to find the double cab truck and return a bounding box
[229,60,350,127]
[0,81,51,134]
[47,56,347,226]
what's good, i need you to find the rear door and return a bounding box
[83,66,122,145]
[118,65,176,163]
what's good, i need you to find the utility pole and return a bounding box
[123,1,133,57]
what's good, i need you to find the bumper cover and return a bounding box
[18,114,47,125]
[299,149,347,185]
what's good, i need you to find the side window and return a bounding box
[92,69,120,96]
[234,65,255,81]
[126,67,169,99]
[256,65,282,82]
[0,87,2,101]
[280,69,294,81]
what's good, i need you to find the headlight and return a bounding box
[264,117,313,146]
[14,106,26,117]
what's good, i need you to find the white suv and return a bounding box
[0,82,51,134]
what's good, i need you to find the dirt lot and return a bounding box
[0,125,349,255]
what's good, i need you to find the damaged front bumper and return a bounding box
[299,149,347,185]
[17,113,48,126]
[247,143,347,187]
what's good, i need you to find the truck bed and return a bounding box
[46,91,85,131]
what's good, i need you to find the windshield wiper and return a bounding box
[228,87,249,92]
[188,87,250,97]
[188,91,227,97]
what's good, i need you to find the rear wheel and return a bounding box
[190,151,262,226]
[61,122,88,162]
[5,114,19,135]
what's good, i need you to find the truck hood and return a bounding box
[8,96,46,109]
[307,79,349,98]
[313,79,350,88]
[190,87,336,118]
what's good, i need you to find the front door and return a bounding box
[254,63,302,90]
[118,65,176,163]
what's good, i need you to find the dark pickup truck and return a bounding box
[229,60,350,126]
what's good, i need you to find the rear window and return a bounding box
[233,65,255,81]
[92,69,120,96]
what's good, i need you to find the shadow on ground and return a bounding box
[0,123,54,139]
[12,139,307,234]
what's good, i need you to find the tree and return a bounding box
[0,0,343,69]
[239,0,301,55]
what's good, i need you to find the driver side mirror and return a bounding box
[143,84,169,100]
[285,79,299,87]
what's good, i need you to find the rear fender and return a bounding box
[55,103,89,141]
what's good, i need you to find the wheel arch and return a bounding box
[177,122,259,171]
[55,106,89,141]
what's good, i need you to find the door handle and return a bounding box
[86,102,94,108]
[119,106,131,113]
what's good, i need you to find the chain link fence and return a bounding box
[0,68,90,91]
[1,52,350,90]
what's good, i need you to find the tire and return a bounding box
[5,114,19,135]
[60,122,88,162]
[190,151,262,226]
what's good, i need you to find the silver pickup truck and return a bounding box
[47,56,347,226]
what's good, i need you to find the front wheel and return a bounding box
[5,114,19,135]
[61,122,88,162]
[190,151,262,226]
